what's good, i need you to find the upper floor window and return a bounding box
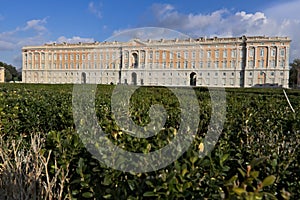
[271,48,276,57]
[223,50,227,58]
[249,48,254,57]
[215,50,219,58]
[207,50,211,58]
[280,49,285,57]
[260,48,264,57]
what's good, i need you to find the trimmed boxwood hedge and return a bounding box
[0,83,299,199]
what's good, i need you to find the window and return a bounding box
[249,60,254,67]
[207,61,211,68]
[177,51,181,58]
[149,51,153,59]
[170,62,173,68]
[271,71,275,76]
[192,62,195,69]
[215,61,219,68]
[249,72,252,76]
[207,51,211,58]
[231,60,236,68]
[231,50,236,58]
[215,50,219,58]
[200,61,203,68]
[184,51,188,59]
[260,48,264,57]
[271,48,276,57]
[169,52,173,59]
[270,60,275,67]
[156,51,159,60]
[200,50,204,59]
[64,54,68,60]
[280,49,285,57]
[222,60,227,68]
[259,60,264,68]
[162,51,166,60]
[177,61,180,68]
[223,50,227,58]
[249,48,254,57]
[192,51,196,59]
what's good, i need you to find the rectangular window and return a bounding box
[271,48,276,57]
[215,61,219,68]
[184,51,188,59]
[200,61,203,68]
[260,48,264,57]
[149,51,153,59]
[207,51,211,58]
[280,49,285,57]
[207,61,211,68]
[169,52,173,59]
[249,48,254,57]
[223,50,227,58]
[184,61,188,68]
[215,50,219,58]
[177,52,181,58]
[162,51,166,60]
[200,50,204,59]
[222,60,227,68]
[259,60,264,68]
[231,50,236,58]
[270,60,275,67]
[156,51,160,60]
[192,51,196,59]
[192,62,195,69]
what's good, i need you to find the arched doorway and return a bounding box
[132,53,138,68]
[190,72,197,86]
[132,72,137,85]
[81,72,86,84]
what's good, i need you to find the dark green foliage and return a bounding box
[0,83,299,199]
[0,61,21,82]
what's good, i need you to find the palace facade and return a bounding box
[22,35,291,88]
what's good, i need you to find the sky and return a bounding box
[1,0,300,69]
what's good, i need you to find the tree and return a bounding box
[0,61,21,82]
[289,59,300,88]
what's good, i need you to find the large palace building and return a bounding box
[22,35,291,87]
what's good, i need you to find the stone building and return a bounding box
[0,67,5,83]
[22,35,291,88]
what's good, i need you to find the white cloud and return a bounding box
[145,3,300,60]
[23,18,48,33]
[88,1,102,19]
[0,18,49,67]
[54,36,95,43]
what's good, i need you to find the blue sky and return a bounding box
[1,0,300,69]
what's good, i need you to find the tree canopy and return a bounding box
[289,59,300,88]
[0,61,21,82]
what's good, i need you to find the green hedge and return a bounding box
[0,83,299,199]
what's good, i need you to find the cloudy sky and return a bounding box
[1,0,300,69]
